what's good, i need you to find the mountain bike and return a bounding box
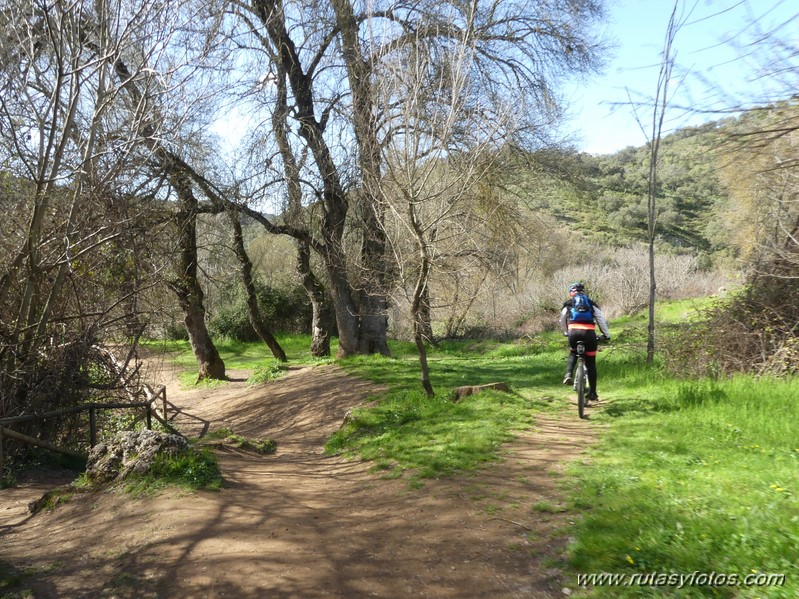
[574,341,590,419]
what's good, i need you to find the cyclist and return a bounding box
[559,282,610,402]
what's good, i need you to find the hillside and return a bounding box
[513,121,735,265]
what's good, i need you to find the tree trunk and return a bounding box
[647,236,657,363]
[413,289,435,398]
[327,257,361,358]
[418,281,434,343]
[181,297,226,381]
[408,204,434,397]
[297,241,330,357]
[358,292,390,355]
[255,0,366,358]
[271,56,329,359]
[173,178,226,381]
[647,133,658,365]
[645,1,680,365]
[110,54,224,378]
[332,0,391,357]
[230,210,287,362]
[357,204,391,356]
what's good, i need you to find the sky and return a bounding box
[562,0,798,155]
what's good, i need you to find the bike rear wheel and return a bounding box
[576,361,586,419]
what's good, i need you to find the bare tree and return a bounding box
[629,0,686,364]
[377,77,508,391]
[621,1,799,375]
[224,0,608,362]
[370,0,606,394]
[229,208,288,361]
[0,0,241,398]
[104,16,234,379]
[718,1,799,276]
[0,0,174,432]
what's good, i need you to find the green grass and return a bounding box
[562,303,799,598]
[0,560,36,598]
[322,317,665,489]
[246,358,288,385]
[120,446,222,496]
[326,335,568,484]
[323,299,798,596]
[326,386,540,482]
[566,376,799,598]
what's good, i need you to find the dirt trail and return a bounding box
[0,361,597,599]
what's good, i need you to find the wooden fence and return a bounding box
[0,385,168,475]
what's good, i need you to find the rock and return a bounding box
[28,487,73,514]
[86,430,190,484]
[452,382,512,401]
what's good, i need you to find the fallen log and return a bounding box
[452,382,511,402]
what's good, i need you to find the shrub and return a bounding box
[663,276,799,377]
[163,319,189,341]
[247,359,286,384]
[209,279,312,341]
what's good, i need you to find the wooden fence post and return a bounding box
[1,400,155,464]
[89,408,97,447]
[162,386,167,420]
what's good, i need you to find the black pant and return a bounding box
[566,328,598,394]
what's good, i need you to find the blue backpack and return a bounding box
[570,293,594,324]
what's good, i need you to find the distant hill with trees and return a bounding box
[514,120,738,264]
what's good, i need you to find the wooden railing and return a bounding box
[0,385,168,475]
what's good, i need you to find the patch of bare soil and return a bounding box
[0,360,598,599]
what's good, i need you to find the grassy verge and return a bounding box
[326,386,539,484]
[327,337,568,485]
[566,377,799,598]
[563,303,799,598]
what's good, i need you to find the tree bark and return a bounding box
[271,56,330,358]
[325,250,361,358]
[645,2,680,365]
[413,280,435,398]
[109,55,225,379]
[181,297,225,381]
[418,281,434,343]
[297,241,331,357]
[408,203,435,397]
